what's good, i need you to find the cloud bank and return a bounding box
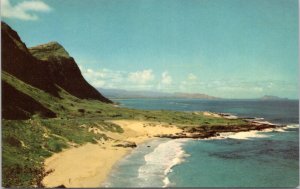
[79,65,296,98]
[1,0,51,21]
[128,69,154,84]
[80,66,158,90]
[161,71,172,85]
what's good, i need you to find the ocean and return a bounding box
[103,99,299,187]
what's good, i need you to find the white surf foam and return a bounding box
[220,130,269,140]
[284,124,299,129]
[201,130,271,140]
[211,124,299,140]
[162,177,171,188]
[137,139,190,187]
[253,117,265,120]
[252,120,276,125]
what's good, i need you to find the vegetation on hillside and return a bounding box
[2,71,247,187]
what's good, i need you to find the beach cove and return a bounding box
[42,120,182,187]
[42,113,281,188]
[104,99,298,187]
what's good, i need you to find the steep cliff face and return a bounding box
[2,22,61,97]
[29,42,112,102]
[1,22,112,119]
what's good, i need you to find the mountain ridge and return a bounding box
[99,88,220,99]
[1,22,112,119]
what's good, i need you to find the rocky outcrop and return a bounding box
[29,42,70,61]
[113,141,137,148]
[54,185,66,188]
[156,122,277,139]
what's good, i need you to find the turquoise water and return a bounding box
[103,138,183,187]
[116,99,299,124]
[169,129,298,187]
[104,99,299,187]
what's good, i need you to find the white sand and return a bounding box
[42,120,182,188]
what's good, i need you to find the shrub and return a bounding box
[5,136,22,148]
[78,109,85,113]
[45,139,67,153]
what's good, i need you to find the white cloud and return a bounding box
[178,73,199,92]
[1,0,51,21]
[80,67,125,88]
[187,73,197,81]
[128,69,154,84]
[156,71,173,91]
[90,80,106,88]
[80,66,156,90]
[161,71,172,85]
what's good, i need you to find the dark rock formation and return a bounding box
[2,21,111,103]
[113,141,137,148]
[28,42,112,102]
[54,185,66,188]
[2,22,60,98]
[1,22,112,119]
[157,122,277,140]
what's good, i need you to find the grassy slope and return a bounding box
[2,71,247,187]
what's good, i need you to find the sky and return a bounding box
[2,0,299,99]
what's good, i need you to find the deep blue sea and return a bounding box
[103,99,299,188]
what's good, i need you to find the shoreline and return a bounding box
[42,120,183,188]
[42,114,283,188]
[101,137,179,188]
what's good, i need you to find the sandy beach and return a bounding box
[41,118,281,188]
[42,120,182,188]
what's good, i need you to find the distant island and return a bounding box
[99,88,220,99]
[259,95,289,100]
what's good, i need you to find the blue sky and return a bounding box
[2,0,298,99]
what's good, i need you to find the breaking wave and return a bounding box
[137,139,190,187]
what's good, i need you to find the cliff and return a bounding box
[1,22,112,120]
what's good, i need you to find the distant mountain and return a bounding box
[99,88,219,99]
[259,95,289,100]
[173,92,219,99]
[99,88,173,98]
[1,22,112,119]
